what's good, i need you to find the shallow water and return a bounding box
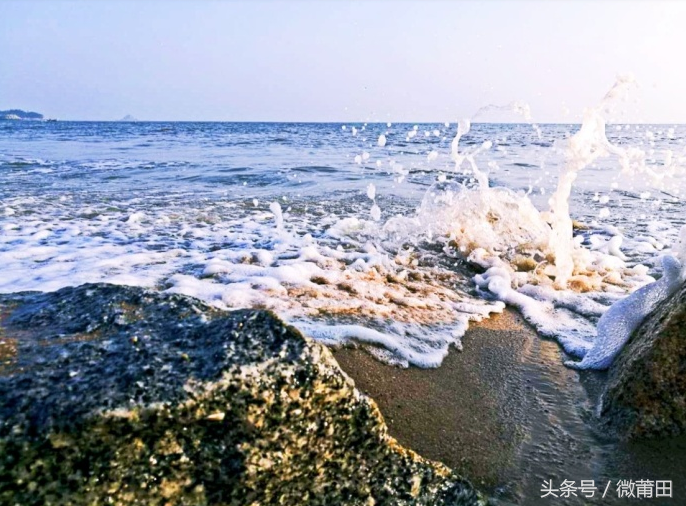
[2,120,685,368]
[513,333,686,506]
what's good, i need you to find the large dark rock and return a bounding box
[0,283,482,505]
[599,279,686,438]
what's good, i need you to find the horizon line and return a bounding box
[7,119,686,126]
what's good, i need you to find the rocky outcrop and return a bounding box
[0,284,482,505]
[599,279,686,438]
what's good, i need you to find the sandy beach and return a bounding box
[335,311,533,491]
[334,308,686,505]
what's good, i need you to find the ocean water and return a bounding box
[2,118,686,368]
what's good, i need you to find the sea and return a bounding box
[2,117,685,366]
[2,115,686,504]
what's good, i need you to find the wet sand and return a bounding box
[333,309,686,505]
[335,310,535,495]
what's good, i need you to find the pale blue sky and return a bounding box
[2,0,685,122]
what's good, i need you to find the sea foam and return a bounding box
[1,92,685,370]
[565,255,684,370]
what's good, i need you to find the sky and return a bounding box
[1,0,686,123]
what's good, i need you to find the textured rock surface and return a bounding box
[0,283,482,505]
[600,280,686,439]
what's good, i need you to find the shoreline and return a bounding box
[333,308,686,505]
[334,309,542,501]
[4,283,686,504]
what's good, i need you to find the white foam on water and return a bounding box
[2,87,685,371]
[384,172,675,368]
[298,319,475,369]
[0,193,505,368]
[377,79,686,369]
[566,255,685,370]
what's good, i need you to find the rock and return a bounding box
[571,219,589,231]
[599,279,686,438]
[0,283,482,505]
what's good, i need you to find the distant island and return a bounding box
[0,109,44,120]
[118,114,139,122]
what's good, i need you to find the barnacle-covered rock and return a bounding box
[0,283,482,505]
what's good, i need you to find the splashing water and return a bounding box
[450,119,491,189]
[548,75,637,288]
[385,77,684,369]
[1,82,685,370]
[565,254,684,370]
[269,201,284,229]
